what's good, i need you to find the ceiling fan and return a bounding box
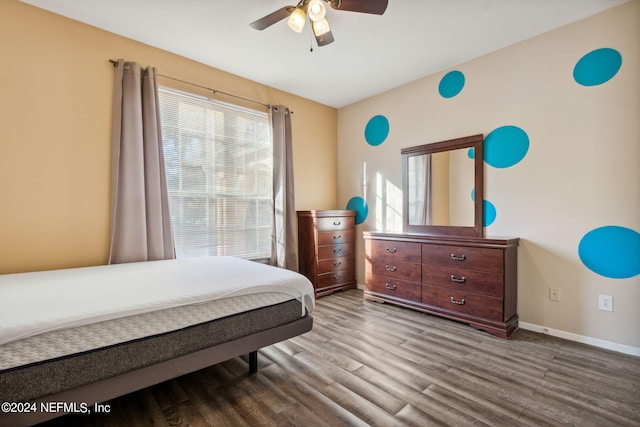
[250,0,388,47]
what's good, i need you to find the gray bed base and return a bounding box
[0,303,312,427]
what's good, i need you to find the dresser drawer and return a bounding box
[317,256,354,274]
[318,230,354,246]
[422,265,503,297]
[367,240,421,263]
[369,259,421,283]
[422,285,503,321]
[318,269,355,287]
[422,244,503,273]
[366,274,421,302]
[318,243,354,260]
[316,216,355,231]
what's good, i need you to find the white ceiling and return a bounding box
[20,0,629,108]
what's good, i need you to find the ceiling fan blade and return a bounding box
[250,6,295,30]
[315,28,335,47]
[328,0,388,15]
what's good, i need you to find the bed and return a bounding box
[0,256,314,426]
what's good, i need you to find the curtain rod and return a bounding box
[108,59,274,110]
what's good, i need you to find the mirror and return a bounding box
[402,134,484,237]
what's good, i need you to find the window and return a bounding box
[158,88,272,261]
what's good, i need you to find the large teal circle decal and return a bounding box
[578,226,640,278]
[484,126,529,168]
[573,48,622,87]
[364,115,389,146]
[346,196,368,224]
[439,71,465,98]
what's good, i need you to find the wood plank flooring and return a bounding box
[43,289,640,426]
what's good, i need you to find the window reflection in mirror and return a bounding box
[402,134,483,237]
[407,148,474,227]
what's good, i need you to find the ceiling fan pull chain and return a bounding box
[309,29,314,52]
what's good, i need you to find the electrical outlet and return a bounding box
[549,287,560,301]
[598,295,613,312]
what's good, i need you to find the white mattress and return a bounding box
[0,256,314,369]
[0,292,294,370]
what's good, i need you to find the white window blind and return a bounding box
[158,87,272,261]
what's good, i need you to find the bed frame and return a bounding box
[0,304,312,426]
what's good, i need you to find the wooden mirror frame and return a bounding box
[401,134,484,237]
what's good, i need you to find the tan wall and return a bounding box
[338,2,639,350]
[0,0,337,274]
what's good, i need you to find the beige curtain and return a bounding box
[419,154,432,225]
[109,59,175,264]
[409,154,432,225]
[269,106,297,270]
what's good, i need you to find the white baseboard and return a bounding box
[518,322,640,357]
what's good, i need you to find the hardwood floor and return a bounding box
[44,289,640,426]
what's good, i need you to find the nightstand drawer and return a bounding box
[318,230,355,246]
[422,264,503,297]
[367,239,421,263]
[318,243,354,260]
[366,274,421,302]
[422,244,503,273]
[422,285,503,321]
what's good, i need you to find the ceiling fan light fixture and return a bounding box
[307,0,326,22]
[312,17,331,37]
[287,7,306,33]
[251,0,388,47]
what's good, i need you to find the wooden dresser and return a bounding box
[297,210,356,297]
[364,232,519,338]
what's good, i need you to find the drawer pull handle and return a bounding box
[334,274,343,279]
[451,254,466,261]
[333,247,342,253]
[333,221,341,226]
[385,247,397,253]
[333,261,342,267]
[333,235,342,239]
[450,297,466,305]
[385,283,397,290]
[450,275,466,283]
[385,265,397,272]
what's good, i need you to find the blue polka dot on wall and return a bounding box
[471,190,497,228]
[364,115,389,146]
[439,70,465,98]
[346,196,368,225]
[484,126,529,168]
[578,226,640,279]
[483,200,496,227]
[573,48,622,87]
